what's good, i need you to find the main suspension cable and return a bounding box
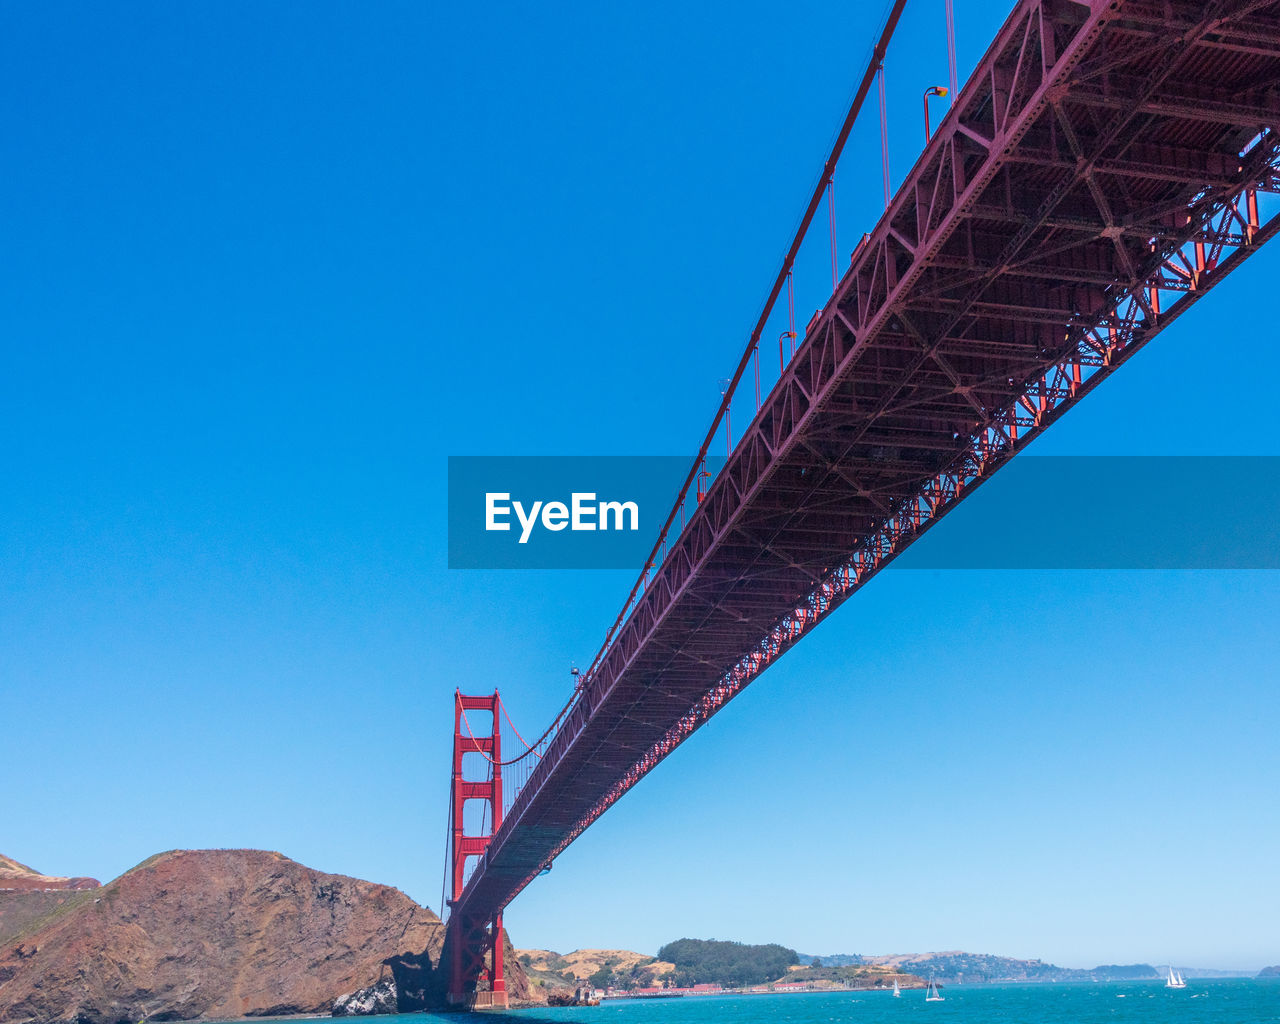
[456,692,580,767]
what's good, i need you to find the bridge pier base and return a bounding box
[446,911,508,1009]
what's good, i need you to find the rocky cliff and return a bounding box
[0,849,534,1023]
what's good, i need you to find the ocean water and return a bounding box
[406,980,1279,1024]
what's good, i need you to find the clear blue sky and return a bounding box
[2,0,1276,973]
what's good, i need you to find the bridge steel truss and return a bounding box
[450,0,1280,971]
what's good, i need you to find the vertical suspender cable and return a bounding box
[753,345,760,410]
[945,0,958,101]
[878,64,890,208]
[787,271,796,357]
[828,179,838,290]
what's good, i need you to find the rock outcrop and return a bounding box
[332,978,398,1016]
[0,849,455,1023]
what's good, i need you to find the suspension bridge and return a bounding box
[444,0,1280,1005]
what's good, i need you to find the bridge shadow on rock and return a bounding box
[377,927,532,1013]
[383,947,449,1012]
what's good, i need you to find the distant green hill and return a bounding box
[661,943,1254,987]
[798,952,1165,983]
[657,939,799,987]
[799,953,865,967]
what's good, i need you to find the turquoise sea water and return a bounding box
[405,980,1280,1024]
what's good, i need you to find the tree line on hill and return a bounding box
[656,938,800,988]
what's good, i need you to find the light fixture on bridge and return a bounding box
[923,85,949,143]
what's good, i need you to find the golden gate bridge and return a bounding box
[444,0,1280,1005]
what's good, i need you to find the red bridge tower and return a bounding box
[447,690,507,1009]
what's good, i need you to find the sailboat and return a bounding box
[892,980,901,998]
[925,978,944,1002]
[1165,967,1186,989]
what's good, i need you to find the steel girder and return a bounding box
[454,0,1280,924]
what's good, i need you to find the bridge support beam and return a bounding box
[447,690,507,1010]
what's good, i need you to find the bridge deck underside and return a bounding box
[459,0,1280,918]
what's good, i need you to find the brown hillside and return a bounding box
[519,948,676,981]
[0,849,528,1023]
[0,854,99,892]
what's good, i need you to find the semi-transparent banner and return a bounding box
[447,455,1280,570]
